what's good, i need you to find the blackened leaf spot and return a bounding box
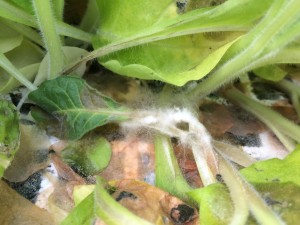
[170,204,195,224]
[115,191,137,201]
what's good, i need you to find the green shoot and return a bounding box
[32,0,64,79]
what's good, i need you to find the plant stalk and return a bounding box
[32,0,64,79]
[0,53,36,91]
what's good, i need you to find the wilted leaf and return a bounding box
[29,76,129,140]
[111,179,198,225]
[0,99,19,178]
[4,123,50,182]
[0,180,54,225]
[100,137,155,182]
[61,136,112,176]
[95,178,154,225]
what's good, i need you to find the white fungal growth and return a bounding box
[121,107,218,185]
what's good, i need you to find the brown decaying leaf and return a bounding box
[0,180,54,225]
[100,137,155,182]
[111,179,199,225]
[4,124,50,182]
[174,145,202,187]
[199,101,265,137]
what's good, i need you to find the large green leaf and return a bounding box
[0,100,20,178]
[93,0,272,86]
[29,76,129,140]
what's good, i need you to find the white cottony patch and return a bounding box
[39,163,58,193]
[243,131,288,160]
[121,107,218,185]
[122,107,211,145]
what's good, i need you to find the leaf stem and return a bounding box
[0,53,36,91]
[224,87,300,145]
[188,0,300,99]
[218,154,285,225]
[32,0,64,79]
[218,155,249,225]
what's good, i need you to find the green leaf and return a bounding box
[94,177,154,225]
[155,135,193,203]
[0,100,20,178]
[188,184,233,225]
[61,137,112,176]
[29,76,129,140]
[93,0,271,86]
[254,182,300,225]
[241,145,300,186]
[0,20,23,53]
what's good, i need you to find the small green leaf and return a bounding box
[29,76,129,140]
[254,65,287,81]
[188,184,233,225]
[61,137,112,176]
[0,100,20,178]
[241,145,300,186]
